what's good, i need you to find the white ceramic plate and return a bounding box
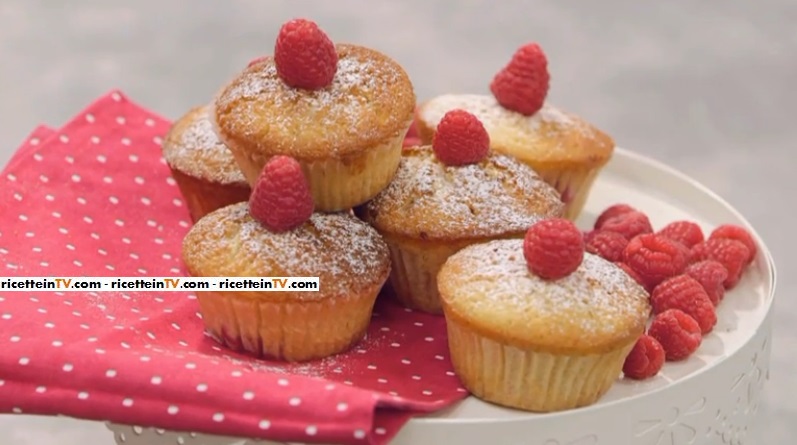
[13,148,779,445]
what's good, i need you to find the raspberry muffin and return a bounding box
[437,219,650,412]
[213,19,415,212]
[416,43,614,220]
[182,156,390,361]
[357,110,563,314]
[162,105,250,222]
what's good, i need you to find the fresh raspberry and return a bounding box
[405,109,422,148]
[709,224,757,264]
[622,334,665,380]
[648,309,702,361]
[402,136,421,148]
[274,18,338,90]
[249,156,314,232]
[582,230,597,243]
[490,43,549,116]
[432,109,490,166]
[650,275,717,334]
[523,218,584,280]
[623,233,688,290]
[690,239,749,289]
[656,221,704,249]
[599,211,653,240]
[672,240,692,262]
[685,260,728,306]
[247,56,268,68]
[616,262,648,291]
[585,230,628,262]
[594,204,636,230]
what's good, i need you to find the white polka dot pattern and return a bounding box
[0,90,467,445]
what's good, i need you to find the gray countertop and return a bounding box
[0,1,794,443]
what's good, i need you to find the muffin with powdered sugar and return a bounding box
[357,109,563,314]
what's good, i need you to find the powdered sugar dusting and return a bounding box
[180,110,221,152]
[218,350,344,378]
[226,57,377,111]
[420,94,573,133]
[418,94,613,162]
[364,146,563,239]
[213,330,389,378]
[214,45,413,158]
[443,239,650,340]
[188,203,389,299]
[163,106,246,184]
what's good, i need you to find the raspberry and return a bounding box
[616,262,648,291]
[648,309,702,361]
[582,230,596,243]
[685,260,728,306]
[650,275,717,334]
[585,230,628,262]
[432,109,490,166]
[404,110,421,148]
[247,56,268,68]
[523,218,584,280]
[249,156,314,232]
[690,239,749,289]
[622,335,665,380]
[599,211,653,240]
[274,18,338,90]
[709,224,757,264]
[594,204,636,230]
[403,136,421,148]
[489,43,549,116]
[656,221,704,249]
[623,233,688,290]
[672,240,691,262]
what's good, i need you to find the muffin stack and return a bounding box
[175,18,414,362]
[171,17,629,413]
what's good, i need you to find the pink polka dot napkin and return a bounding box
[0,91,468,445]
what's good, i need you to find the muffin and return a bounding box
[212,20,415,212]
[437,237,650,412]
[415,42,614,221]
[182,155,390,362]
[162,106,251,222]
[357,111,563,314]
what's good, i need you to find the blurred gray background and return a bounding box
[0,0,794,443]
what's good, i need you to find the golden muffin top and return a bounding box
[437,239,650,354]
[418,94,614,167]
[213,44,416,161]
[162,106,247,185]
[360,145,564,241]
[182,202,390,301]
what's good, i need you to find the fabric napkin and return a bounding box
[0,91,468,445]
[3,126,57,172]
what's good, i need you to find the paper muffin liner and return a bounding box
[230,127,408,213]
[196,290,378,362]
[533,164,605,221]
[444,315,636,412]
[384,237,485,315]
[385,241,456,315]
[168,168,251,223]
